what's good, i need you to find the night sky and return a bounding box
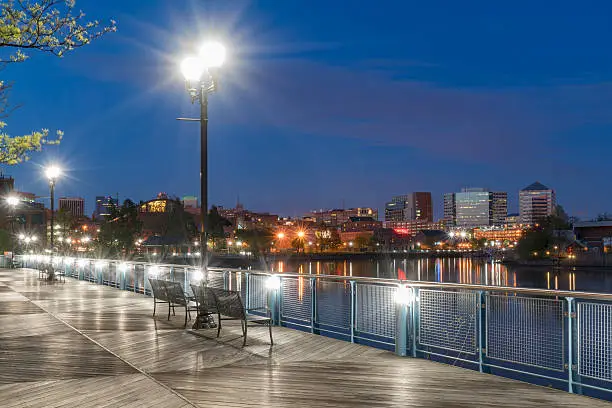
[4,0,612,219]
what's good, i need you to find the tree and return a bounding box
[207,206,231,249]
[235,228,273,255]
[0,1,115,164]
[596,212,612,221]
[315,227,341,252]
[97,200,141,256]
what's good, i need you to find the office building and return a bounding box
[94,196,118,221]
[59,197,85,218]
[384,192,432,222]
[519,182,556,225]
[445,188,508,228]
[306,208,378,226]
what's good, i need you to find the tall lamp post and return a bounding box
[45,166,61,251]
[180,41,226,267]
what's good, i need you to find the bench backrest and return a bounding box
[164,281,188,306]
[148,278,166,301]
[208,287,246,319]
[190,283,217,312]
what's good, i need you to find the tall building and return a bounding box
[445,188,507,228]
[384,192,432,222]
[94,196,118,221]
[519,182,555,225]
[59,197,85,218]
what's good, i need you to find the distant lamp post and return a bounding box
[180,41,226,267]
[45,166,61,250]
[6,195,19,237]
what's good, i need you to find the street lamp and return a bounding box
[45,165,61,250]
[180,41,226,267]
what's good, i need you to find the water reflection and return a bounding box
[268,257,612,293]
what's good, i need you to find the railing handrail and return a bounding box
[17,254,612,300]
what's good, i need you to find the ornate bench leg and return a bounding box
[217,313,222,338]
[184,305,188,328]
[269,320,273,346]
[153,298,157,317]
[168,303,172,320]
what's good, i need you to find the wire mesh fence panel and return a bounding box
[486,295,564,371]
[356,284,396,339]
[578,302,612,381]
[248,274,268,310]
[281,277,312,323]
[316,280,351,329]
[419,290,478,354]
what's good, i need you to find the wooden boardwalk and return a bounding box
[0,268,609,407]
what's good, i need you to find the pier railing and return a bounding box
[16,254,612,401]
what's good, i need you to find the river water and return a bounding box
[263,257,612,293]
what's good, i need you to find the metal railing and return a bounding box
[14,254,612,401]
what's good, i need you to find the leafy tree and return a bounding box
[315,227,341,251]
[291,236,305,253]
[0,227,11,251]
[470,237,487,250]
[596,212,612,221]
[207,206,231,248]
[0,0,115,164]
[235,228,273,255]
[97,199,141,256]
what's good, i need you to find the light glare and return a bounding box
[181,56,205,81]
[199,41,226,68]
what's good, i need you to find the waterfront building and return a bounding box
[505,213,520,227]
[305,208,378,226]
[573,221,612,251]
[59,197,85,218]
[519,182,556,225]
[383,220,445,237]
[384,192,432,222]
[217,201,279,230]
[445,188,507,228]
[94,196,118,222]
[473,226,526,243]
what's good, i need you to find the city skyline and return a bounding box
[2,0,612,220]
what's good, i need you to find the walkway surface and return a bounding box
[0,268,609,407]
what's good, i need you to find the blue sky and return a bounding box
[3,0,612,219]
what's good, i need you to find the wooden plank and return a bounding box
[0,268,608,407]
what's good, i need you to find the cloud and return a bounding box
[219,57,612,163]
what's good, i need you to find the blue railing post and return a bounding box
[245,272,250,310]
[567,297,575,394]
[170,266,174,282]
[268,277,280,325]
[411,287,419,357]
[478,290,486,373]
[310,277,316,334]
[395,284,410,356]
[350,280,356,343]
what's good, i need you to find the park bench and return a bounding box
[37,263,65,283]
[190,283,218,329]
[148,278,198,328]
[207,287,273,347]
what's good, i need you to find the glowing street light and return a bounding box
[277,232,285,240]
[45,165,61,250]
[6,196,19,207]
[180,41,226,268]
[297,231,305,239]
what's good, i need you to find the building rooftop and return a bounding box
[574,221,612,228]
[521,181,551,191]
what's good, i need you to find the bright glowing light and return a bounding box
[18,233,25,240]
[118,263,129,272]
[148,265,160,277]
[77,259,88,267]
[348,241,353,247]
[180,56,205,81]
[266,275,281,290]
[95,260,106,269]
[192,270,204,281]
[449,232,455,238]
[194,251,201,257]
[395,284,414,305]
[6,196,19,207]
[194,241,200,246]
[199,41,226,68]
[64,257,74,265]
[82,236,91,243]
[460,231,467,238]
[24,237,31,243]
[236,241,242,247]
[276,232,285,239]
[297,231,305,238]
[45,166,61,180]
